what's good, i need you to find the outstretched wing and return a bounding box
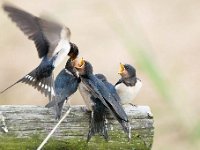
[3,3,70,58]
[82,76,128,122]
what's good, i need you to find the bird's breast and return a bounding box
[115,80,142,105]
[52,42,70,67]
[54,39,70,55]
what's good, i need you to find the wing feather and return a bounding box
[3,3,70,58]
[82,77,128,122]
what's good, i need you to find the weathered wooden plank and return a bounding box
[0,105,154,149]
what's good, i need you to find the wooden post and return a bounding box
[0,105,154,149]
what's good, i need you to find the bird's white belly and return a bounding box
[115,81,142,105]
[53,39,70,67]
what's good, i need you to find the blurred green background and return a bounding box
[0,0,200,149]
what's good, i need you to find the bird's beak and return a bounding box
[118,63,125,74]
[74,57,84,68]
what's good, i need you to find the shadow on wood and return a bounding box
[0,105,154,149]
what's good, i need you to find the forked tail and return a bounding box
[0,69,54,100]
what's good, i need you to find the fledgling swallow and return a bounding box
[95,73,131,140]
[74,58,130,141]
[0,3,79,99]
[45,58,80,119]
[86,74,110,142]
[115,63,142,105]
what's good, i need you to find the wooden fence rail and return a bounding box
[0,105,154,150]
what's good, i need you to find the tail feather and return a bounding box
[22,70,53,99]
[43,79,48,97]
[45,96,66,120]
[48,74,54,101]
[87,99,109,142]
[36,81,41,91]
[0,80,22,94]
[38,79,45,94]
[41,79,46,94]
[45,96,56,108]
[21,77,29,84]
[115,117,131,141]
[0,69,54,100]
[87,111,108,142]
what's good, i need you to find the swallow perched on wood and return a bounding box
[45,58,80,119]
[75,58,130,141]
[86,74,110,142]
[115,63,142,105]
[95,73,131,140]
[0,3,79,99]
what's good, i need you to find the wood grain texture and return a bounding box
[0,105,154,149]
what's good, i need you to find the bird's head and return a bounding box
[74,57,93,75]
[68,42,79,60]
[118,63,136,78]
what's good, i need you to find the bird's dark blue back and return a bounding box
[82,74,128,122]
[95,73,121,103]
[54,69,79,99]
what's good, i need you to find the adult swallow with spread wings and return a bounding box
[1,3,79,99]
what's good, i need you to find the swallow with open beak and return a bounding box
[1,3,79,99]
[74,58,130,141]
[115,63,142,105]
[45,58,80,119]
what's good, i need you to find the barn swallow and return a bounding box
[115,63,142,105]
[0,3,79,99]
[45,58,80,119]
[86,74,110,142]
[75,58,130,141]
[95,73,131,140]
